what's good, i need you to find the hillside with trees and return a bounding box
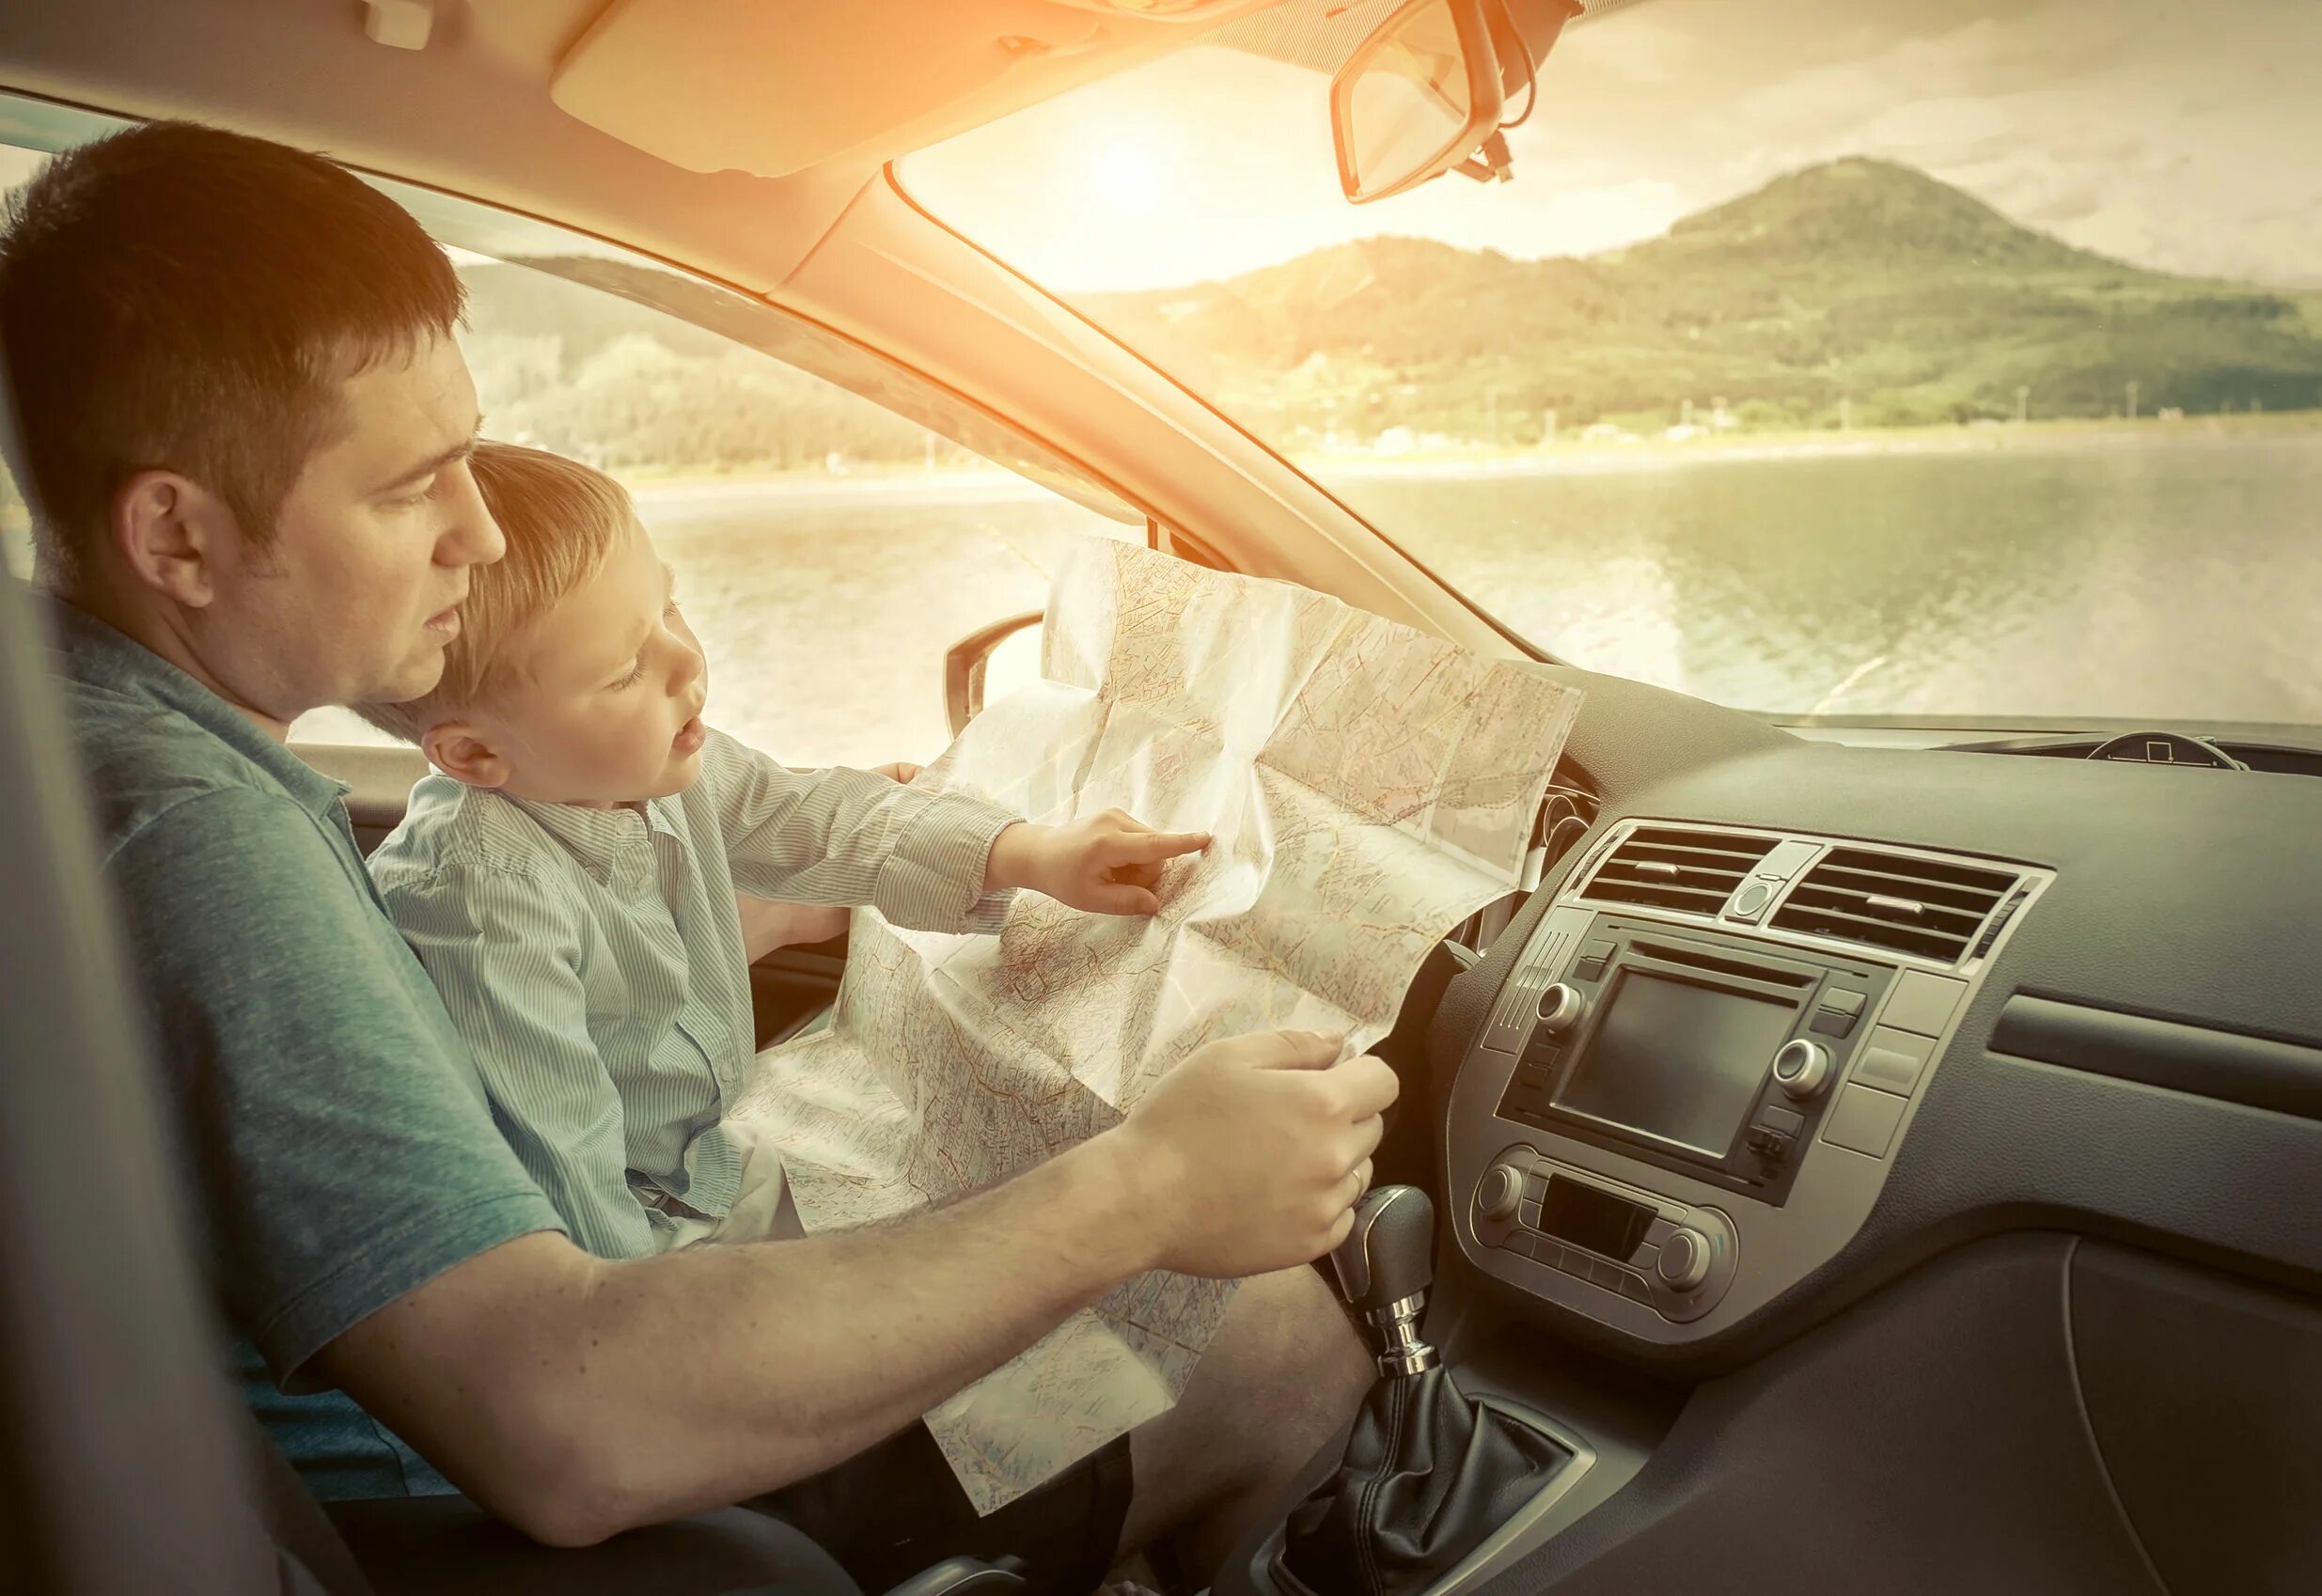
[1075,157,2322,444]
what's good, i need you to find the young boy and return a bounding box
[360,442,1207,1260]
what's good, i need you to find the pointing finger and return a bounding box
[1112,830,1212,866]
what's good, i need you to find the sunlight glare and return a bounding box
[1090,137,1168,214]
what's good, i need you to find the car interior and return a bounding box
[4,2,2320,1593]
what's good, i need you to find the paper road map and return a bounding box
[734,539,1581,1513]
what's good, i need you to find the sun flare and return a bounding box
[1090,137,1167,213]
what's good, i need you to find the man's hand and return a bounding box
[1102,1028,1397,1278]
[984,810,1211,915]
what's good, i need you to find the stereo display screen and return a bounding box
[1556,971,1795,1156]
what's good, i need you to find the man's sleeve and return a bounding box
[379,864,663,1261]
[108,790,570,1386]
[701,728,1022,932]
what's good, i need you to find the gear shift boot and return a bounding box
[1276,1371,1571,1596]
[1273,1188,1578,1596]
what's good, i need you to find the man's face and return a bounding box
[466,514,712,807]
[198,334,503,719]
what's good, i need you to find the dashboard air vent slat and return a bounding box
[1770,846,2016,963]
[1579,826,1778,914]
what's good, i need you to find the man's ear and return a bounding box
[112,470,239,607]
[421,720,512,790]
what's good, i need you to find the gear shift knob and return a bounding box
[1331,1187,1439,1375]
[1331,1185,1435,1312]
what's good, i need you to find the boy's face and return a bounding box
[442,513,710,806]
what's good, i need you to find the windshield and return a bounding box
[903,0,2322,731]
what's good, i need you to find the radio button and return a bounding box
[1535,982,1587,1038]
[1754,1103,1807,1138]
[1477,1164,1525,1221]
[1656,1228,1713,1292]
[1809,988,1868,1039]
[1852,1027,1936,1096]
[1822,1083,1909,1157]
[1772,1038,1833,1100]
[1884,971,1967,1038]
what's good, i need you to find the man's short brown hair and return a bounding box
[354,442,633,742]
[0,120,464,586]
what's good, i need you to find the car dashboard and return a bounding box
[1392,660,2322,1593]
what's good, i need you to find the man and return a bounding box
[0,121,1388,1593]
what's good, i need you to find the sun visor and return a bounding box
[551,0,1281,179]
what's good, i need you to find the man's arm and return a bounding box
[105,791,571,1404]
[314,1028,1395,1547]
[380,864,662,1260]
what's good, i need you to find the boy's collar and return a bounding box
[507,790,679,880]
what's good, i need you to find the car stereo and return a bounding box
[1451,821,2050,1343]
[1494,917,1895,1204]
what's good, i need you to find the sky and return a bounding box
[903,0,2322,294]
[5,0,2313,299]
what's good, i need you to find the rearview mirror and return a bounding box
[1330,0,1504,204]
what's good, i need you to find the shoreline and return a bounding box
[7,414,2316,533]
[620,411,2322,502]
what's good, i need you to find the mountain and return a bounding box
[432,158,2322,477]
[1076,158,2322,437]
[455,258,942,473]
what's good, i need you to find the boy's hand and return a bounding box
[872,761,923,785]
[985,811,1211,915]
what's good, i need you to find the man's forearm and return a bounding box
[331,1132,1155,1543]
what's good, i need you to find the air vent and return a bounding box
[1579,826,1778,915]
[1770,847,2016,963]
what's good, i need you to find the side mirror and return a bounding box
[1330,0,1504,204]
[944,610,1043,738]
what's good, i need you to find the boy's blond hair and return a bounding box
[355,441,632,742]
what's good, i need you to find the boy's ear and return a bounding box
[422,720,511,790]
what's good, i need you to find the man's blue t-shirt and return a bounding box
[42,599,567,1497]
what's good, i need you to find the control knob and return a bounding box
[1655,1226,1713,1293]
[1772,1037,1832,1101]
[1535,982,1586,1039]
[1476,1163,1525,1222]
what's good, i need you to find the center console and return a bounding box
[1224,819,2056,1596]
[1447,821,2049,1341]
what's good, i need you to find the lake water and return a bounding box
[271,430,2322,759]
[1335,432,2322,732]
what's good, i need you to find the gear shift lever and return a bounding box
[1332,1186,1439,1375]
[1278,1186,1572,1596]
